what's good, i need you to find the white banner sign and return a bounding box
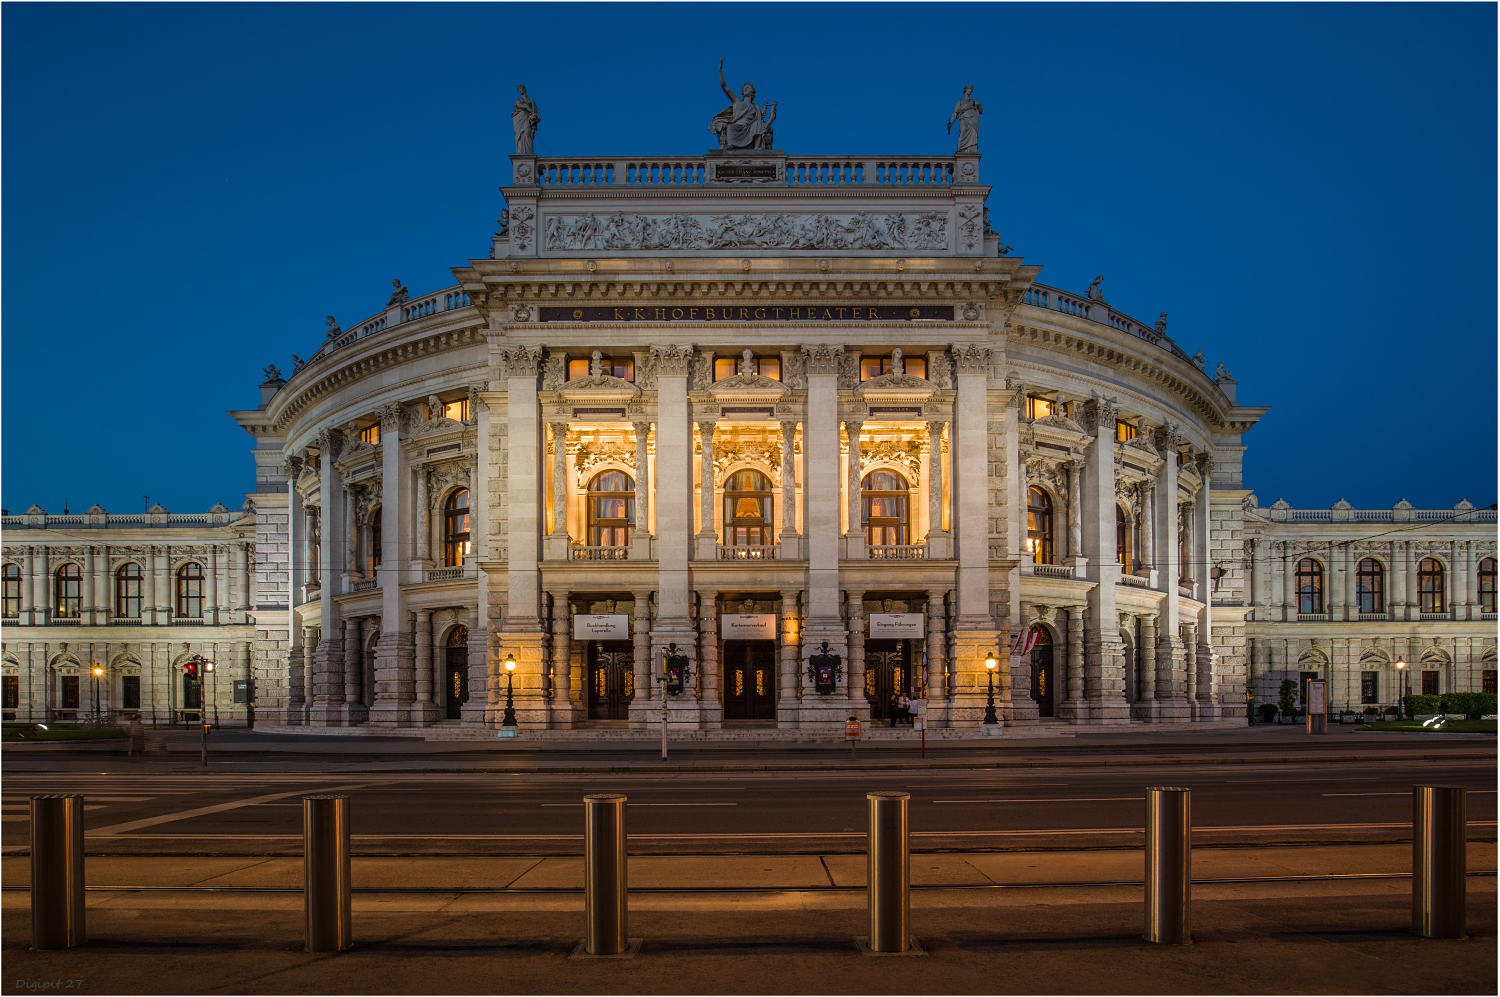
[573,614,630,641]
[868,613,925,639]
[721,614,777,640]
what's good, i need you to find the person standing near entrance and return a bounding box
[895,691,910,727]
[126,713,145,760]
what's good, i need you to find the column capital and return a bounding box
[499,344,544,378]
[649,344,695,377]
[949,342,993,371]
[314,427,346,462]
[800,343,844,374]
[632,419,652,436]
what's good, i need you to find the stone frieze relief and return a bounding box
[543,211,948,252]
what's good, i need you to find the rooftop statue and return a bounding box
[709,58,776,150]
[1085,275,1106,302]
[513,85,540,155]
[1155,312,1169,335]
[947,84,983,154]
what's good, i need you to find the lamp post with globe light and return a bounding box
[1396,659,1408,719]
[983,651,999,725]
[501,652,518,728]
[91,665,103,721]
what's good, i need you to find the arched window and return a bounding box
[1026,487,1054,565]
[2,563,21,619]
[1356,558,1384,614]
[370,507,383,570]
[723,469,773,546]
[1116,505,1133,575]
[116,563,143,619]
[444,489,471,567]
[862,470,909,546]
[54,564,82,618]
[1294,558,1323,614]
[587,471,635,546]
[1418,557,1445,614]
[176,562,205,618]
[1479,557,1497,615]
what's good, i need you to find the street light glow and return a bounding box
[504,653,516,673]
[984,653,997,671]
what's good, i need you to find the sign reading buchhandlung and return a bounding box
[573,614,630,641]
[721,614,777,640]
[868,613,926,639]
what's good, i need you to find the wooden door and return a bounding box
[587,641,634,720]
[723,640,776,720]
[864,639,909,720]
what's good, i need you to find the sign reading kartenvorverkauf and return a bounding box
[868,613,925,639]
[721,614,777,640]
[573,614,630,641]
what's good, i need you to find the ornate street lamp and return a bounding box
[91,665,103,720]
[501,652,518,728]
[983,651,999,725]
[1395,659,1408,719]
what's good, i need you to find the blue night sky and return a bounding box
[3,3,1494,515]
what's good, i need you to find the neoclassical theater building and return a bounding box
[3,87,1494,728]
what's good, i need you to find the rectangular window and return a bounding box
[1116,420,1139,442]
[61,675,79,710]
[568,358,633,383]
[1025,396,1057,419]
[2,569,20,618]
[859,356,925,381]
[1360,671,1379,704]
[3,675,18,710]
[442,399,470,422]
[1176,450,1188,466]
[122,675,141,710]
[358,424,380,445]
[1483,671,1496,694]
[1421,670,1439,696]
[183,676,201,711]
[715,356,781,381]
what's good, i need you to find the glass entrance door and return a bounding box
[1029,629,1055,718]
[864,639,909,721]
[445,625,469,720]
[587,640,634,720]
[723,640,776,720]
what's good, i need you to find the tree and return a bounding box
[1278,679,1299,722]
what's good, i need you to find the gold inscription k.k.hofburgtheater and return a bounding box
[539,305,955,323]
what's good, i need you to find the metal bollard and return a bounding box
[1413,785,1466,939]
[1144,787,1191,944]
[867,791,910,953]
[304,795,351,953]
[30,795,86,949]
[584,794,628,955]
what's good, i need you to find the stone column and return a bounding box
[631,589,653,726]
[233,542,251,622]
[698,592,721,727]
[779,590,800,721]
[1067,461,1084,565]
[551,595,575,727]
[650,345,701,720]
[1139,613,1158,714]
[549,420,569,536]
[412,611,434,723]
[926,589,947,705]
[1153,428,1186,718]
[498,345,545,727]
[1271,542,1286,621]
[1062,605,1086,717]
[631,419,652,558]
[1138,482,1154,570]
[779,420,801,554]
[1183,625,1198,702]
[414,468,430,564]
[82,547,96,623]
[1191,466,1216,716]
[696,420,717,557]
[310,428,349,724]
[301,627,316,719]
[371,403,414,726]
[1080,396,1127,723]
[151,546,169,623]
[846,591,866,710]
[926,420,946,540]
[21,546,35,625]
[844,419,864,558]
[205,544,220,625]
[343,617,362,712]
[949,344,1003,723]
[798,345,849,725]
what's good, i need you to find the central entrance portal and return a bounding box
[587,640,634,720]
[723,640,775,720]
[1029,627,1055,718]
[445,625,469,720]
[865,639,910,721]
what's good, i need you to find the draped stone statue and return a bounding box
[709,58,776,150]
[947,84,983,154]
[513,85,540,155]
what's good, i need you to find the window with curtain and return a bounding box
[54,564,82,618]
[723,469,773,546]
[862,469,910,546]
[1294,558,1323,614]
[2,563,20,618]
[1479,558,1496,614]
[1356,558,1384,614]
[1026,487,1055,565]
[444,489,471,566]
[1417,558,1445,613]
[1116,505,1133,574]
[116,563,143,619]
[176,562,205,618]
[587,471,635,546]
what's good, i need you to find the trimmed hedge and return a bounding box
[1402,692,1498,719]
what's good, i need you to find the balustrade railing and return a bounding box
[1118,573,1150,588]
[351,578,378,592]
[424,566,466,582]
[571,546,629,561]
[718,544,779,560]
[868,544,927,560]
[1024,562,1075,579]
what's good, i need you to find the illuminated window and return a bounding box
[1025,396,1059,420]
[1484,670,1497,694]
[444,489,471,567]
[1479,558,1496,614]
[859,355,926,381]
[1116,505,1133,574]
[862,470,910,546]
[2,563,20,618]
[1177,449,1189,466]
[1026,487,1055,565]
[370,507,382,569]
[358,424,380,445]
[587,471,635,547]
[116,563,143,619]
[54,564,82,618]
[723,469,773,546]
[1294,558,1323,614]
[714,356,781,381]
[176,562,205,618]
[567,357,634,382]
[1361,671,1379,704]
[1356,558,1384,614]
[441,398,470,423]
[1116,420,1139,442]
[1417,558,1445,614]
